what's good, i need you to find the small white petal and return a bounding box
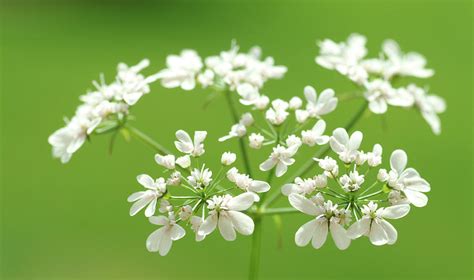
[295,219,317,247]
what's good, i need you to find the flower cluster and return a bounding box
[284,127,430,249]
[219,85,337,177]
[128,130,272,255]
[316,34,446,134]
[156,41,287,92]
[48,59,159,163]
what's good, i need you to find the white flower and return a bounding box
[221,152,237,165]
[265,99,289,125]
[289,194,351,250]
[197,69,215,88]
[366,144,383,167]
[289,96,303,110]
[363,79,414,114]
[174,130,207,157]
[354,151,367,165]
[155,154,176,169]
[115,59,159,105]
[347,202,410,246]
[198,193,255,241]
[314,156,339,177]
[339,170,365,192]
[248,133,265,149]
[382,40,434,79]
[179,205,193,221]
[313,174,328,189]
[176,155,191,168]
[303,86,338,118]
[329,128,363,164]
[190,216,207,241]
[386,150,430,207]
[227,169,270,201]
[187,167,213,189]
[285,135,302,147]
[316,33,368,84]
[204,43,286,90]
[282,177,317,196]
[237,84,270,110]
[301,119,330,146]
[295,109,310,123]
[240,113,254,127]
[128,174,167,217]
[259,144,299,177]
[146,214,185,256]
[407,84,446,135]
[157,50,203,90]
[377,169,389,182]
[219,123,247,142]
[388,190,410,206]
[166,171,181,186]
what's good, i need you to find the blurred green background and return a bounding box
[1,0,472,279]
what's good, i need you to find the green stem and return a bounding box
[263,101,368,208]
[259,207,299,216]
[126,125,171,155]
[248,216,262,280]
[224,90,253,177]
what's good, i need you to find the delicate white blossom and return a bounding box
[146,213,186,256]
[259,144,299,177]
[175,130,207,157]
[329,128,363,163]
[221,152,237,165]
[198,193,255,241]
[155,154,176,169]
[407,84,446,135]
[347,202,410,246]
[303,86,338,118]
[289,194,351,250]
[381,40,434,79]
[128,174,167,217]
[301,119,330,146]
[366,144,383,167]
[157,50,203,90]
[249,133,265,149]
[339,170,365,192]
[187,167,213,189]
[363,79,414,114]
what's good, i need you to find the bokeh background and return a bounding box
[1,0,472,279]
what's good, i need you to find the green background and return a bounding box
[1,0,472,279]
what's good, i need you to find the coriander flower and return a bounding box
[316,33,368,84]
[155,154,176,169]
[289,96,303,110]
[301,119,330,146]
[248,133,265,149]
[190,216,207,242]
[363,79,414,114]
[199,193,255,241]
[187,167,213,189]
[146,213,186,256]
[347,202,410,246]
[386,150,430,207]
[227,168,270,201]
[221,152,237,165]
[329,128,363,164]
[282,177,317,196]
[265,99,290,125]
[259,144,299,177]
[366,144,383,167]
[382,39,434,79]
[157,49,203,90]
[237,83,270,110]
[219,113,253,142]
[407,84,446,135]
[174,130,207,157]
[128,174,167,217]
[314,156,339,177]
[289,194,351,250]
[339,170,365,192]
[303,86,338,118]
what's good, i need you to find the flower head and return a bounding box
[127,174,167,217]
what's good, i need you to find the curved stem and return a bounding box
[248,216,262,280]
[125,125,171,155]
[224,90,253,177]
[263,102,368,208]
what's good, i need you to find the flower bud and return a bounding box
[240,113,254,127]
[179,205,193,221]
[313,174,327,189]
[249,133,264,149]
[155,154,176,169]
[295,109,309,123]
[221,152,237,165]
[289,96,303,110]
[377,168,389,182]
[176,155,191,168]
